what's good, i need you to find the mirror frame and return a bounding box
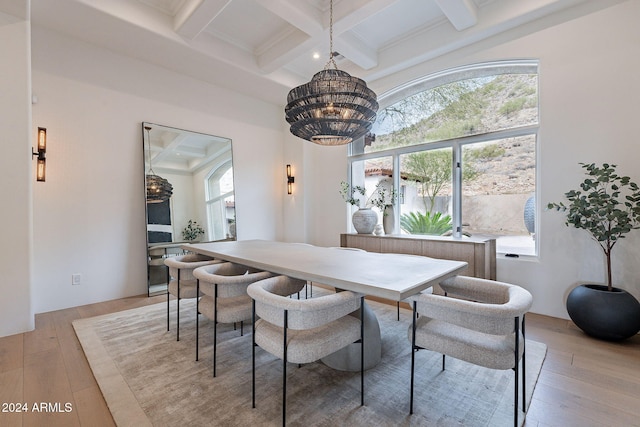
[142,122,236,296]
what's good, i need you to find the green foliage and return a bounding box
[182,220,205,241]
[367,182,398,212]
[400,211,452,235]
[403,148,483,211]
[508,81,537,97]
[374,79,485,150]
[376,80,481,135]
[437,91,485,122]
[371,74,536,207]
[479,80,504,95]
[466,143,505,160]
[425,119,482,141]
[339,181,365,206]
[374,74,537,152]
[499,97,527,115]
[547,163,640,290]
[404,150,451,211]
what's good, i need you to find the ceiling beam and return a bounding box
[253,0,323,73]
[255,0,397,73]
[434,0,478,31]
[174,0,233,40]
[257,30,316,73]
[332,0,399,33]
[334,32,377,70]
[254,0,323,36]
[329,0,399,70]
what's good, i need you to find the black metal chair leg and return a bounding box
[176,270,181,341]
[166,267,170,331]
[360,296,364,406]
[283,310,288,427]
[514,316,520,427]
[196,279,200,361]
[252,300,256,409]
[177,297,181,341]
[397,301,400,321]
[213,284,218,377]
[522,314,527,412]
[410,300,417,415]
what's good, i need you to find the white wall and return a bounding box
[5,1,638,332]
[297,1,640,319]
[0,3,34,336]
[282,130,350,246]
[30,27,285,314]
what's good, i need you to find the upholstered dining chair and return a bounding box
[193,262,273,376]
[164,253,220,341]
[407,276,533,427]
[247,275,364,426]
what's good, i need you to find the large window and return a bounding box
[348,61,538,255]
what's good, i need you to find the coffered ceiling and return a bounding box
[29,0,623,105]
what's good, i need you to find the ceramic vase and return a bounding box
[383,205,394,235]
[352,207,377,234]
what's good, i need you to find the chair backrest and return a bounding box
[248,276,361,330]
[164,253,219,281]
[414,276,532,335]
[193,262,273,298]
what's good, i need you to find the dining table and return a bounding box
[183,239,468,370]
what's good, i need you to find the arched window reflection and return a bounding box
[205,161,235,240]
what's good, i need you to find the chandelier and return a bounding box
[285,0,378,146]
[144,126,173,203]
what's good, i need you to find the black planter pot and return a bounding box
[566,284,640,341]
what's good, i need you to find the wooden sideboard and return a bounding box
[340,233,496,280]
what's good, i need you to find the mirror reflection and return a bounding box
[143,122,236,295]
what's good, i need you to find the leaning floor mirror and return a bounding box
[142,122,236,296]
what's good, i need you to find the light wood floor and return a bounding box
[0,294,638,427]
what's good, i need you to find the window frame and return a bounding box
[347,61,539,256]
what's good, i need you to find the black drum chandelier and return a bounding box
[285,0,378,146]
[144,126,173,203]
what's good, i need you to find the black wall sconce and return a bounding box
[286,164,295,195]
[32,127,47,182]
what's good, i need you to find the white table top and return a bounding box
[183,240,467,301]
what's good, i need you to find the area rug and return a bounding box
[73,294,546,427]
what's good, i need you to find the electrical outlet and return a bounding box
[72,273,82,285]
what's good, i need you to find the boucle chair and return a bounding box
[193,262,273,376]
[407,276,533,427]
[164,253,220,341]
[248,275,364,426]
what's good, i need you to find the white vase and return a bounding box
[383,205,394,235]
[352,208,378,234]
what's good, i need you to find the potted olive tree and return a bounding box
[548,163,640,340]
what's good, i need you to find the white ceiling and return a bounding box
[29,0,623,106]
